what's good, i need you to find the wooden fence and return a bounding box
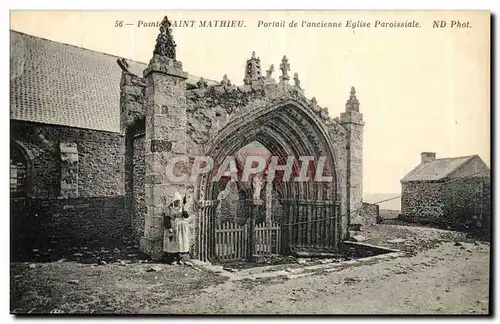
[215,222,249,262]
[198,199,341,263]
[283,200,340,251]
[254,221,282,255]
[214,221,282,262]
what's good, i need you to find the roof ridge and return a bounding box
[10,29,149,67]
[10,29,218,84]
[401,154,482,183]
[442,155,477,178]
[10,30,220,133]
[433,155,476,161]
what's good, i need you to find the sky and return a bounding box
[9,10,491,194]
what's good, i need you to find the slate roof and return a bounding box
[400,155,479,183]
[10,30,217,133]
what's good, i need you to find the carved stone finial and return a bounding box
[320,107,329,120]
[244,51,262,85]
[311,98,321,113]
[153,16,177,59]
[293,72,301,89]
[345,86,360,112]
[197,77,208,89]
[279,55,291,82]
[266,64,275,79]
[221,74,232,87]
[117,58,130,73]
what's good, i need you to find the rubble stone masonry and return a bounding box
[132,134,146,240]
[10,120,127,255]
[401,181,444,222]
[11,120,125,198]
[401,176,490,230]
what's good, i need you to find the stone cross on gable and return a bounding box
[153,16,177,60]
[279,55,291,82]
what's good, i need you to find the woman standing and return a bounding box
[163,191,190,265]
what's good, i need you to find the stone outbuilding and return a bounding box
[400,152,490,230]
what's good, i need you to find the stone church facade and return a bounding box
[10,17,365,261]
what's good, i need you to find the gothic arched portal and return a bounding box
[194,99,342,261]
[197,99,338,203]
[122,16,364,261]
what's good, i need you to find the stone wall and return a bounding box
[11,120,125,198]
[442,176,491,230]
[10,120,128,259]
[119,69,147,241]
[401,181,444,222]
[132,134,146,239]
[329,125,349,239]
[10,196,128,260]
[120,71,146,134]
[402,177,490,231]
[339,88,364,229]
[359,202,380,226]
[141,54,192,260]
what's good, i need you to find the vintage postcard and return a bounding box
[9,10,491,315]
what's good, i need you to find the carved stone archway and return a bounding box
[119,16,364,260]
[197,99,338,202]
[193,99,342,261]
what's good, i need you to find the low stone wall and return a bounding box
[358,202,380,226]
[11,196,129,259]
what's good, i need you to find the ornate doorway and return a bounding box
[122,17,364,261]
[194,99,342,262]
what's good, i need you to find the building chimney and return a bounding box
[421,152,436,164]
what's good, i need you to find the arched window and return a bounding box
[10,144,29,198]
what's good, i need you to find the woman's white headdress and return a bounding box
[173,191,183,202]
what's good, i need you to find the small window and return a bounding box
[10,145,28,198]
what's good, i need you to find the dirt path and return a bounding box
[10,261,225,314]
[146,241,490,315]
